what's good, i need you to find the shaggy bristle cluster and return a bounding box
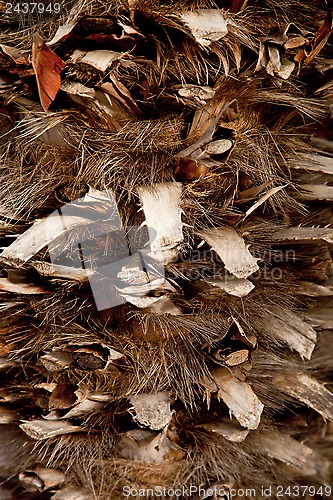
[0,0,333,499]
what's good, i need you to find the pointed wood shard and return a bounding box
[296,184,333,201]
[274,373,333,421]
[201,227,259,279]
[180,10,228,47]
[207,276,255,297]
[198,420,250,442]
[137,183,183,264]
[1,215,91,263]
[210,367,264,429]
[257,307,317,360]
[20,419,83,440]
[290,153,333,175]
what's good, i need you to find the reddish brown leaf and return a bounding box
[304,12,333,64]
[313,11,333,50]
[174,158,208,181]
[229,0,247,13]
[32,33,66,112]
[49,383,78,410]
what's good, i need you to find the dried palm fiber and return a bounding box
[0,0,333,498]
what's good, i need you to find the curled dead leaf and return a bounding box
[32,34,65,112]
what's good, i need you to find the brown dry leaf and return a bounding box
[116,429,181,464]
[271,226,333,244]
[19,466,65,493]
[257,307,316,360]
[284,35,306,49]
[210,366,264,429]
[180,10,228,47]
[237,180,273,202]
[0,277,49,295]
[274,372,333,421]
[217,349,249,367]
[18,472,44,493]
[201,227,259,279]
[276,59,295,79]
[30,466,65,490]
[116,428,183,464]
[256,24,302,78]
[61,81,131,130]
[32,262,92,282]
[142,296,181,315]
[49,383,78,410]
[304,12,333,64]
[177,85,215,103]
[173,158,208,182]
[295,281,333,297]
[183,98,237,148]
[117,277,177,309]
[1,187,112,265]
[60,399,105,419]
[0,44,28,65]
[231,317,257,349]
[255,42,269,72]
[254,430,312,469]
[32,34,65,112]
[290,153,333,175]
[100,74,142,117]
[296,184,333,201]
[1,213,92,263]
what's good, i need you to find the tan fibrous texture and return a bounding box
[0,0,333,498]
